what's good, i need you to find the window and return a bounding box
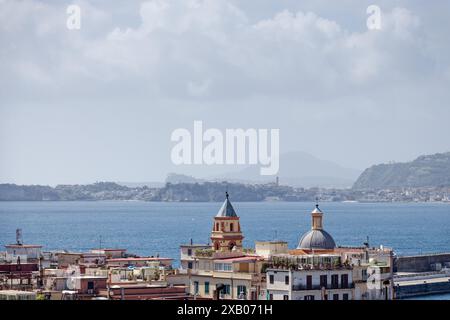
[320,275,327,288]
[237,285,247,298]
[187,249,192,256]
[214,263,232,271]
[306,275,312,290]
[341,274,349,289]
[333,294,339,300]
[204,282,210,295]
[223,284,231,295]
[283,295,289,300]
[269,293,273,300]
[188,262,193,269]
[304,295,315,301]
[343,293,349,300]
[194,281,199,294]
[230,223,234,231]
[285,275,289,285]
[362,269,368,280]
[331,274,339,289]
[218,285,227,297]
[269,274,274,284]
[324,294,328,300]
[87,281,94,290]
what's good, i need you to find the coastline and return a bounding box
[1,199,449,204]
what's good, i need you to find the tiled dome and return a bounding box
[297,229,336,250]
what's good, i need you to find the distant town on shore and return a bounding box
[1,151,450,203]
[1,181,450,203]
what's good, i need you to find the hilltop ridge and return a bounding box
[353,152,450,190]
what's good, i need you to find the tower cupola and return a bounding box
[210,192,244,252]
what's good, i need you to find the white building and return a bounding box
[255,241,288,259]
[5,244,42,261]
[266,254,354,300]
[179,243,211,271]
[265,204,394,300]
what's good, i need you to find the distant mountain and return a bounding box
[353,152,450,190]
[214,151,361,188]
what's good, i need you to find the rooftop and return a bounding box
[215,255,263,263]
[71,275,108,280]
[0,290,36,296]
[5,244,42,248]
[180,244,210,248]
[255,240,288,245]
[106,257,172,262]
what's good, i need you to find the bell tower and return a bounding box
[211,192,244,252]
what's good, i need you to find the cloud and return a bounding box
[1,0,450,184]
[0,0,445,104]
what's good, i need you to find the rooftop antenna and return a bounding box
[225,182,229,199]
[364,236,370,248]
[16,228,23,245]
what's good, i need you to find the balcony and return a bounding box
[291,283,354,291]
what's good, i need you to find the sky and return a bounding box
[1,0,450,185]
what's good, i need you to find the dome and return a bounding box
[297,229,336,250]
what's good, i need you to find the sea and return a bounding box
[1,201,450,300]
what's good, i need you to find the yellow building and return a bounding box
[189,254,265,300]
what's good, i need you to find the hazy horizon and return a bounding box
[1,0,450,185]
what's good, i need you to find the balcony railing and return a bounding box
[291,283,354,291]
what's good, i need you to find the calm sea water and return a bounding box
[1,201,450,300]
[1,201,450,260]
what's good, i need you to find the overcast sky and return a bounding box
[1,0,450,185]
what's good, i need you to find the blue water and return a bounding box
[404,293,450,300]
[1,201,450,261]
